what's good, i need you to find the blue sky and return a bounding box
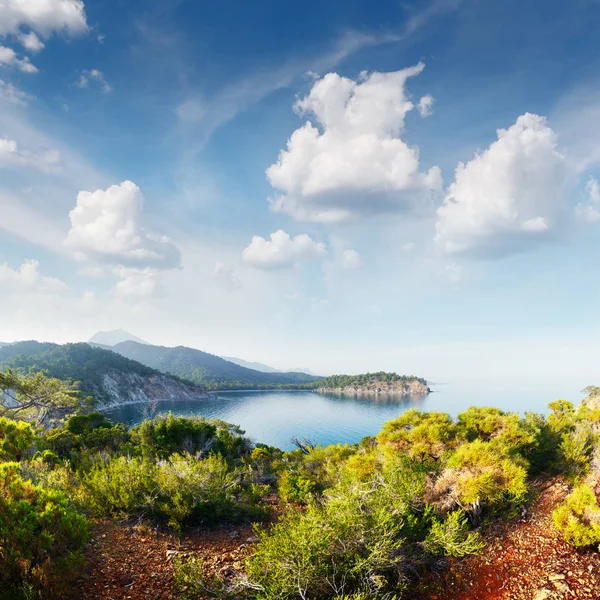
[1,0,600,385]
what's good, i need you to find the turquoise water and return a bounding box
[102,380,586,451]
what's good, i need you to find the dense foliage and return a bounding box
[3,369,600,598]
[307,371,428,390]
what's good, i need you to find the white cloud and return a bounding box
[0,137,61,171]
[77,69,112,93]
[587,177,600,204]
[212,261,241,292]
[18,31,44,53]
[266,64,442,223]
[0,79,32,104]
[0,0,88,38]
[242,230,326,270]
[401,241,415,252]
[0,45,38,73]
[340,248,362,269]
[435,113,571,256]
[575,177,600,222]
[65,180,181,268]
[0,259,66,294]
[112,267,160,299]
[418,94,434,117]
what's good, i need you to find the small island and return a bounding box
[312,371,430,396]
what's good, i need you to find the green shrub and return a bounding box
[456,407,538,455]
[248,457,442,599]
[132,414,250,460]
[378,410,457,462]
[0,417,36,461]
[430,440,528,522]
[557,428,593,481]
[0,462,89,596]
[84,453,267,531]
[423,510,485,557]
[552,484,600,547]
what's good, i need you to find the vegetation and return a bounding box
[3,368,600,598]
[309,371,428,389]
[109,340,321,389]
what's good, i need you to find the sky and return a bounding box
[1,0,600,385]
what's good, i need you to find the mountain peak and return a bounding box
[88,329,148,346]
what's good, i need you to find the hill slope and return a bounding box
[111,341,321,389]
[0,341,206,408]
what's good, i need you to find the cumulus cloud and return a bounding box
[266,64,442,223]
[418,94,434,117]
[112,267,160,299]
[242,230,326,270]
[340,248,362,269]
[65,180,180,268]
[0,137,61,172]
[0,0,88,38]
[0,259,66,293]
[576,177,600,222]
[77,69,112,93]
[0,45,37,73]
[587,177,600,204]
[18,31,44,53]
[212,262,241,292]
[0,79,32,104]
[435,113,571,256]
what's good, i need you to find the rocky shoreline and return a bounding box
[317,379,430,396]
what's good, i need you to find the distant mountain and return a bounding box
[111,341,320,389]
[0,341,206,408]
[221,356,281,373]
[89,329,148,346]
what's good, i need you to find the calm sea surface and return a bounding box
[102,380,587,451]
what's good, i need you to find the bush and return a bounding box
[377,410,456,462]
[247,457,452,599]
[429,440,528,522]
[0,462,89,596]
[423,510,485,557]
[0,417,36,461]
[132,414,250,460]
[552,484,600,547]
[84,453,267,531]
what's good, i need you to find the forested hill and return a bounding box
[0,341,207,407]
[109,340,321,389]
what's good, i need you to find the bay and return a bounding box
[102,378,587,451]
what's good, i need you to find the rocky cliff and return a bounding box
[91,371,208,409]
[317,379,430,396]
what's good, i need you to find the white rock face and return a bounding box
[92,371,207,409]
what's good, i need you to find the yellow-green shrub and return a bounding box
[552,484,600,547]
[0,462,89,596]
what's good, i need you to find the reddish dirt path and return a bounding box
[416,478,600,600]
[74,519,255,600]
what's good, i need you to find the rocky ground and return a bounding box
[72,477,600,600]
[74,519,257,600]
[416,477,600,600]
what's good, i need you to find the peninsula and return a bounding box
[312,372,430,396]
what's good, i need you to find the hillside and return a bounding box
[110,340,321,389]
[0,341,206,408]
[311,371,430,395]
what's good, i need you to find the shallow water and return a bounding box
[102,379,586,450]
